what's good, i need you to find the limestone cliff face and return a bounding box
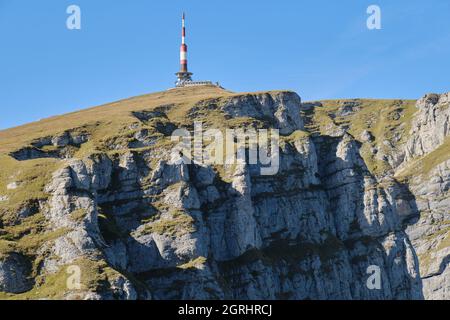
[0,87,448,300]
[399,93,450,300]
[403,93,450,162]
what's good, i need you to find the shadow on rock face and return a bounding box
[9,130,91,161]
[0,253,34,294]
[314,134,423,299]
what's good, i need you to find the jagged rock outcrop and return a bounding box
[394,92,450,300]
[10,128,91,161]
[404,93,450,162]
[219,92,304,134]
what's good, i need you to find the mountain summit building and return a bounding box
[175,13,218,88]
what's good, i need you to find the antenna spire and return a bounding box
[182,12,186,44]
[176,12,193,86]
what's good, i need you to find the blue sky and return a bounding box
[0,0,449,129]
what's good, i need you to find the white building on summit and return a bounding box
[175,13,219,88]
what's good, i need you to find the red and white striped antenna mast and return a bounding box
[173,12,219,88]
[176,12,193,86]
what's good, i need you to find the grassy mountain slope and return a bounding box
[0,86,449,299]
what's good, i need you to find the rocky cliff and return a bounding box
[0,86,448,300]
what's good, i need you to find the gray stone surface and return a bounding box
[0,253,33,294]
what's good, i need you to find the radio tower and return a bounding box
[176,13,193,86]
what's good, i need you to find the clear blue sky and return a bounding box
[1,0,449,129]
